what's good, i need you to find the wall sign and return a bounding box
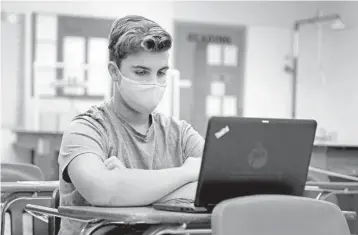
[187,32,231,44]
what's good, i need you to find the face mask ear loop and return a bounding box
[111,61,124,85]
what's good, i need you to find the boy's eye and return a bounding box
[158,71,167,76]
[135,70,149,76]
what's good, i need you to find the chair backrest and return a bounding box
[48,188,61,235]
[1,163,46,235]
[1,163,44,181]
[2,196,51,235]
[329,176,358,234]
[211,195,351,235]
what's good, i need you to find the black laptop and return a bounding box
[152,117,317,213]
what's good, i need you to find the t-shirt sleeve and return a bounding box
[181,121,205,160]
[58,118,108,183]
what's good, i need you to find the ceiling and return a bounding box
[2,1,358,29]
[173,1,358,29]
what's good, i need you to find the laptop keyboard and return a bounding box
[161,198,195,205]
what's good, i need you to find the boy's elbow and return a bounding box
[79,172,156,207]
[84,188,110,206]
[80,179,116,206]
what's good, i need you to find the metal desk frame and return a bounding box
[24,182,358,235]
[1,181,59,235]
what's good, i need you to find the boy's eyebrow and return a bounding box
[160,66,169,71]
[132,65,151,71]
[132,65,170,71]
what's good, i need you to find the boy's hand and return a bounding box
[104,156,126,170]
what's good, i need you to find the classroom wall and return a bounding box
[172,1,320,118]
[1,1,174,162]
[173,1,358,124]
[244,27,292,118]
[173,1,358,147]
[1,13,25,162]
[1,0,174,130]
[297,25,358,146]
[0,1,326,130]
[2,1,358,162]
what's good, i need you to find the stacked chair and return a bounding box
[1,163,51,235]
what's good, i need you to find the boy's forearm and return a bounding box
[93,167,190,207]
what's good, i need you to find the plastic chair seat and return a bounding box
[211,195,351,235]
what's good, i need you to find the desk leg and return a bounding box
[31,149,35,164]
[316,191,331,200]
[1,201,7,235]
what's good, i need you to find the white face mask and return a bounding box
[117,73,167,114]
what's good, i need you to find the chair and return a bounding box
[1,162,44,181]
[48,188,61,235]
[1,197,51,235]
[329,176,358,234]
[1,163,48,235]
[211,195,351,235]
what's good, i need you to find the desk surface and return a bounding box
[1,181,59,192]
[306,181,358,190]
[14,128,63,135]
[2,181,357,193]
[59,206,211,224]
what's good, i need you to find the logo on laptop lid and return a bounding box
[248,143,268,169]
[215,125,230,139]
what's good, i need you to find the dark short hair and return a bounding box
[108,15,172,68]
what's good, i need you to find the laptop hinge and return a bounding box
[206,204,216,211]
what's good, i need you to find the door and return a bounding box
[174,22,247,136]
[57,15,113,99]
[32,14,114,99]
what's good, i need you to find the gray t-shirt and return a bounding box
[57,99,204,235]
